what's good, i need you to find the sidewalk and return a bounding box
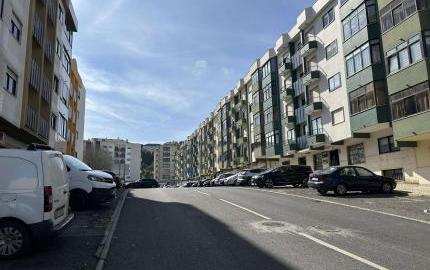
[396,182,430,197]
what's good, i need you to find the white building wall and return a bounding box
[75,85,85,160]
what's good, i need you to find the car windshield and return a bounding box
[63,155,92,171]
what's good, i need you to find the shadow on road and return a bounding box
[104,192,294,270]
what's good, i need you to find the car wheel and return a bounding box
[317,189,327,196]
[301,179,309,188]
[70,190,89,211]
[0,221,31,259]
[265,179,274,188]
[381,182,393,194]
[334,184,347,196]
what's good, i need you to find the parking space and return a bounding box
[1,189,124,270]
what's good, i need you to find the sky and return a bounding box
[72,0,315,144]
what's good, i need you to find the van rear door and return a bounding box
[43,152,69,226]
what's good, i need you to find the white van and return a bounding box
[0,149,73,259]
[63,155,116,210]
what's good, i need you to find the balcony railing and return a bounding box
[46,0,56,24]
[297,136,308,150]
[26,107,38,132]
[41,77,51,103]
[304,97,323,116]
[302,65,321,86]
[29,59,41,91]
[39,117,49,139]
[45,40,55,63]
[300,37,318,57]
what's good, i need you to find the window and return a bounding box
[56,39,61,57]
[251,71,259,85]
[262,62,271,78]
[349,81,387,115]
[346,40,380,77]
[387,34,423,74]
[254,113,260,125]
[322,8,335,28]
[311,117,323,135]
[340,167,357,176]
[391,81,430,120]
[325,40,338,60]
[4,68,18,96]
[265,131,280,147]
[286,129,295,142]
[62,47,71,74]
[10,13,22,41]
[425,31,430,57]
[162,157,170,162]
[163,163,170,168]
[380,0,425,33]
[355,167,374,177]
[382,168,404,181]
[264,108,273,123]
[58,114,67,138]
[263,85,272,101]
[347,143,365,165]
[252,92,259,104]
[331,107,345,125]
[342,2,374,40]
[53,76,59,94]
[58,4,63,23]
[254,134,261,143]
[163,146,170,151]
[378,135,400,154]
[328,73,341,91]
[162,152,170,157]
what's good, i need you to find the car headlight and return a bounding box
[88,175,112,183]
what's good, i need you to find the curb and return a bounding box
[94,189,129,270]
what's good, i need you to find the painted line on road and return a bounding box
[218,198,272,220]
[195,190,211,196]
[298,232,389,270]
[95,189,129,270]
[239,187,430,225]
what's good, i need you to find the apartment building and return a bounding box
[174,0,430,185]
[84,138,142,182]
[153,142,179,184]
[0,0,83,156]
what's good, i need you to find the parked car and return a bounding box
[237,168,266,186]
[213,173,234,186]
[192,181,199,187]
[252,165,313,188]
[308,166,397,196]
[103,170,123,188]
[225,173,239,186]
[0,149,74,259]
[202,179,212,187]
[63,155,116,211]
[126,179,160,189]
[183,181,194,187]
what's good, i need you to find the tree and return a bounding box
[84,147,113,170]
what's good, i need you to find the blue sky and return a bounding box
[72,0,315,144]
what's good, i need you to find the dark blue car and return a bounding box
[308,166,396,196]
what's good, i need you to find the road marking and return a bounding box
[239,188,430,225]
[195,190,210,196]
[218,198,272,220]
[298,232,389,270]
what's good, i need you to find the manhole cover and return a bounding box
[262,221,285,227]
[311,225,341,233]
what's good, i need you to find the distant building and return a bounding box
[84,138,142,182]
[142,143,160,153]
[153,142,179,184]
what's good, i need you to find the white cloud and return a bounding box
[184,60,209,77]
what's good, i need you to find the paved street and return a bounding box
[104,187,430,270]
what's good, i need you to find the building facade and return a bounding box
[0,0,84,157]
[153,142,179,184]
[174,0,430,186]
[84,138,142,182]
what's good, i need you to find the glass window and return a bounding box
[311,117,322,135]
[343,20,351,40]
[355,167,374,177]
[348,143,365,165]
[391,81,430,120]
[10,14,22,41]
[328,73,341,91]
[264,108,273,123]
[252,92,259,104]
[398,47,409,68]
[322,8,335,28]
[4,68,18,96]
[361,44,371,67]
[346,56,355,76]
[410,41,422,63]
[332,108,345,125]
[382,168,404,180]
[392,5,405,25]
[254,113,260,125]
[346,42,376,77]
[378,136,400,154]
[263,85,272,101]
[340,167,357,176]
[325,40,338,60]
[389,55,399,73]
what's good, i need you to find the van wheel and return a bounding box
[0,221,31,259]
[70,190,89,211]
[334,184,347,196]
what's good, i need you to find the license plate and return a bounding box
[54,206,65,219]
[312,177,318,181]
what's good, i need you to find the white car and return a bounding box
[0,149,74,259]
[225,172,239,186]
[63,155,116,210]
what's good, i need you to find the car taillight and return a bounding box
[44,186,53,212]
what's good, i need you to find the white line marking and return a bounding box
[298,232,389,270]
[218,198,271,220]
[239,188,430,225]
[195,190,210,196]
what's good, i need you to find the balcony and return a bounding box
[44,41,55,63]
[304,101,323,116]
[25,107,38,132]
[283,140,297,157]
[300,39,318,57]
[350,105,391,133]
[302,66,321,86]
[32,14,44,46]
[283,111,296,128]
[39,117,49,139]
[297,136,307,150]
[233,100,247,112]
[41,77,51,103]
[281,85,295,102]
[29,59,41,91]
[279,59,292,76]
[393,111,430,142]
[308,132,326,148]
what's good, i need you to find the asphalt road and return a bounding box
[104,187,430,270]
